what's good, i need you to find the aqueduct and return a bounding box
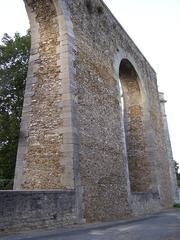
[0,0,179,232]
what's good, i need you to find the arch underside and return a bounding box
[120,59,152,192]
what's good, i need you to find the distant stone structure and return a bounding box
[1,0,178,232]
[159,93,179,203]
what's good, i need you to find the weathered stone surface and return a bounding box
[159,93,179,202]
[14,0,77,191]
[9,0,178,231]
[0,191,76,233]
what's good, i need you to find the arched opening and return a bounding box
[119,59,152,192]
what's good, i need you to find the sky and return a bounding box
[0,0,179,166]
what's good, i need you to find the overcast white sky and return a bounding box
[0,0,179,166]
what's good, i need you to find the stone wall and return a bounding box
[66,0,174,220]
[159,93,179,202]
[119,59,152,193]
[67,0,133,221]
[10,0,176,229]
[131,192,161,216]
[14,0,78,191]
[0,191,76,233]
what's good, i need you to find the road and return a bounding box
[1,209,180,240]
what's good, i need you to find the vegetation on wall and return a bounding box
[96,5,104,14]
[0,32,30,189]
[86,0,104,15]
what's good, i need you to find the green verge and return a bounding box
[173,203,180,208]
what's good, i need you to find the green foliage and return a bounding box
[0,32,30,189]
[178,179,180,188]
[174,160,180,187]
[173,203,180,208]
[175,160,179,175]
[96,5,104,14]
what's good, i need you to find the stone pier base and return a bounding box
[0,191,77,233]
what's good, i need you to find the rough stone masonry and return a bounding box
[1,0,178,232]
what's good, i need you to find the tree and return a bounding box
[175,161,179,176]
[174,160,180,188]
[0,32,30,189]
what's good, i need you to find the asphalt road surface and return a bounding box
[1,209,180,240]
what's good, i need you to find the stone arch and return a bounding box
[14,0,79,191]
[119,59,152,192]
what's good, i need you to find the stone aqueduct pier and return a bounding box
[0,0,179,232]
